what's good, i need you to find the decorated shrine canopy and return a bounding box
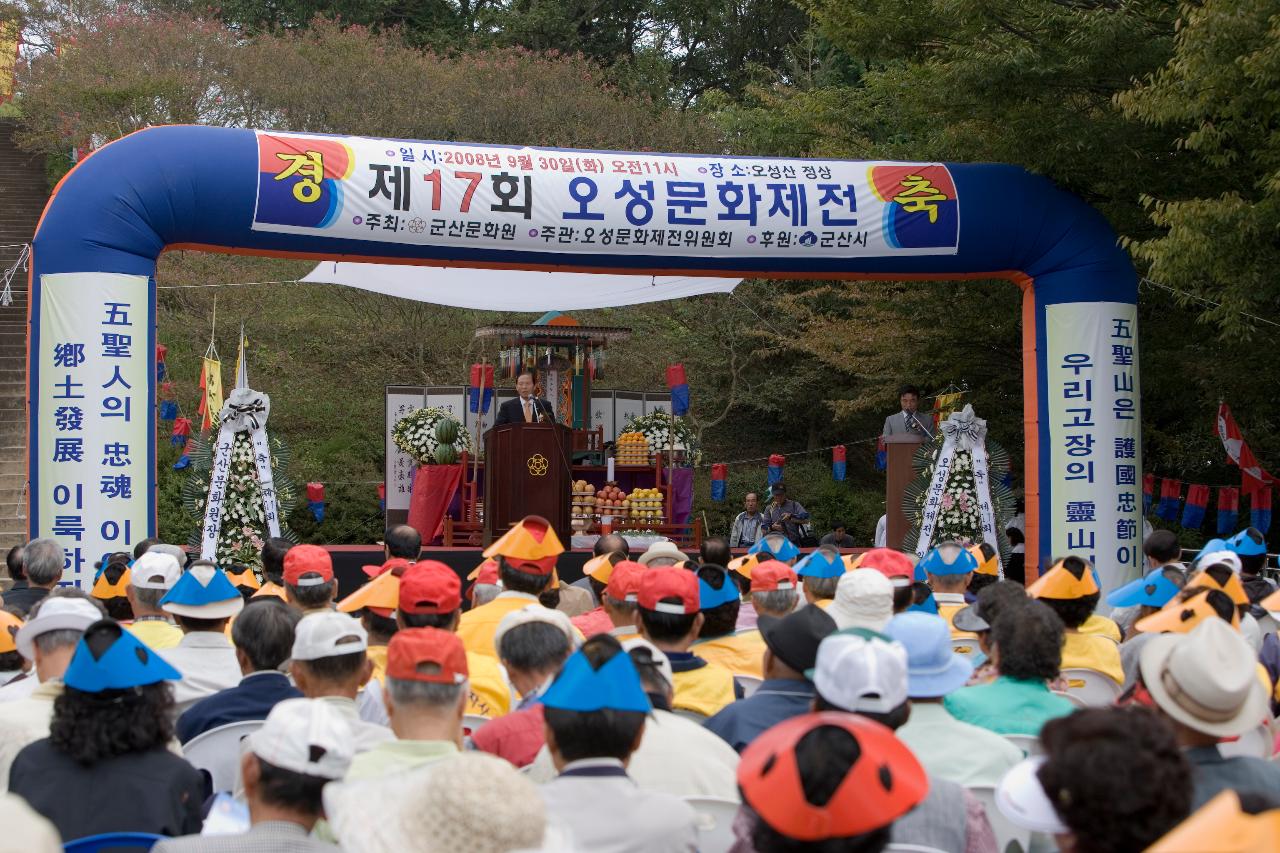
[302,261,740,310]
[30,126,1139,592]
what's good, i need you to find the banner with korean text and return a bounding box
[1045,302,1141,595]
[252,132,961,259]
[34,273,154,586]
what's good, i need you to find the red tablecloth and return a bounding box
[407,464,464,541]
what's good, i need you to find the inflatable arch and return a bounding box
[28,125,1141,590]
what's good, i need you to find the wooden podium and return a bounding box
[483,422,573,546]
[885,435,928,550]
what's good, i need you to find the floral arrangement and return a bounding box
[622,411,701,466]
[392,407,472,465]
[181,419,299,569]
[903,432,1014,560]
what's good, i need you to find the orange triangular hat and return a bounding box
[483,515,565,561]
[1188,565,1249,607]
[1135,589,1239,634]
[91,568,131,600]
[225,568,261,590]
[1147,790,1280,852]
[967,544,999,577]
[251,581,288,601]
[1027,557,1098,600]
[467,557,499,582]
[1261,586,1280,614]
[727,554,760,578]
[583,552,623,582]
[0,610,22,654]
[337,570,400,613]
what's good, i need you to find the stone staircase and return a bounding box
[0,119,49,548]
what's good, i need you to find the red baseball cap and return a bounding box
[386,627,468,685]
[853,548,915,586]
[283,545,334,587]
[398,561,462,615]
[363,557,413,579]
[638,566,699,615]
[751,561,799,593]
[605,561,646,602]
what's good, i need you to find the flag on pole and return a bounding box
[1217,487,1239,535]
[234,325,250,390]
[469,363,495,413]
[1181,484,1209,530]
[1217,403,1275,496]
[200,357,223,431]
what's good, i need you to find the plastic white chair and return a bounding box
[1059,668,1122,706]
[969,785,1032,853]
[950,637,980,659]
[673,708,710,723]
[735,675,763,697]
[885,845,949,853]
[463,714,490,737]
[182,720,264,794]
[1219,722,1273,760]
[1003,734,1042,757]
[684,796,740,853]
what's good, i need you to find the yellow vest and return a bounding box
[1078,613,1122,643]
[815,599,834,610]
[693,631,766,678]
[456,595,542,658]
[367,645,388,685]
[124,618,183,650]
[465,651,512,718]
[939,603,978,641]
[671,662,737,717]
[1061,632,1124,684]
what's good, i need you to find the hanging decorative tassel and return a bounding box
[159,400,179,421]
[1142,473,1155,515]
[1156,478,1182,522]
[306,482,326,523]
[1252,488,1272,535]
[378,483,386,512]
[171,417,192,447]
[469,363,495,413]
[711,463,727,502]
[875,436,887,472]
[1218,487,1240,536]
[832,445,847,481]
[156,343,168,382]
[173,454,190,470]
[1181,484,1209,530]
[767,454,786,487]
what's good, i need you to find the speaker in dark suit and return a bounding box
[494,395,554,426]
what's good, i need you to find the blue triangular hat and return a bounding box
[1228,528,1267,557]
[63,620,182,693]
[917,543,980,577]
[541,648,652,713]
[794,548,845,579]
[749,536,799,563]
[699,569,741,610]
[159,564,245,618]
[908,590,940,615]
[1106,567,1182,609]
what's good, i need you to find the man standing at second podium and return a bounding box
[882,384,935,441]
[494,371,554,426]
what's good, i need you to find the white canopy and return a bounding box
[301,261,741,311]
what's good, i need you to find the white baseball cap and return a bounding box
[1196,550,1242,574]
[492,604,579,656]
[130,552,182,591]
[291,612,368,662]
[15,597,102,660]
[809,630,909,715]
[246,698,355,780]
[828,569,894,632]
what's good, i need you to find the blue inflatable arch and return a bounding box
[28,125,1141,589]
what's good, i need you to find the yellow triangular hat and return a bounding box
[967,544,999,577]
[482,515,565,569]
[1188,565,1249,607]
[336,569,400,613]
[727,554,760,578]
[225,567,261,590]
[1027,557,1098,599]
[251,581,288,601]
[1135,589,1239,634]
[1147,790,1280,852]
[91,568,131,600]
[583,552,623,583]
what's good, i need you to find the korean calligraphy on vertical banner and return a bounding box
[385,387,426,514]
[252,132,961,260]
[1046,301,1141,593]
[35,273,153,586]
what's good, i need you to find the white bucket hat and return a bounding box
[15,597,102,660]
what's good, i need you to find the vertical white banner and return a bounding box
[615,392,645,433]
[590,390,615,442]
[1045,301,1142,595]
[35,273,152,587]
[384,387,425,513]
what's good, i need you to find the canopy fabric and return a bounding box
[302,261,740,311]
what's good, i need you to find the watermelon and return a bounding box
[434,443,459,465]
[435,417,460,446]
